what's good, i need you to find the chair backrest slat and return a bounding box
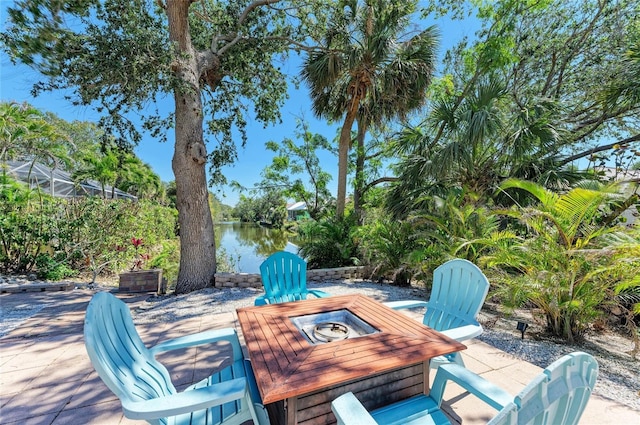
[332,351,597,425]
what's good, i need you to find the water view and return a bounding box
[215,222,299,273]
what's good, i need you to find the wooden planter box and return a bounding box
[119,269,163,293]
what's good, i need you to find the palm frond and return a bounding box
[499,178,558,207]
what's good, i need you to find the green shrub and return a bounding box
[0,175,59,273]
[0,174,179,281]
[35,254,76,281]
[215,247,240,273]
[147,239,180,284]
[487,179,640,342]
[356,218,417,286]
[298,215,359,268]
[490,238,609,341]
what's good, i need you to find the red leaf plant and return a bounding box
[117,237,150,271]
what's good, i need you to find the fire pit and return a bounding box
[313,322,349,342]
[237,295,466,425]
[290,309,379,344]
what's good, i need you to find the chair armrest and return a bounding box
[383,300,428,310]
[254,295,268,306]
[331,392,378,425]
[150,328,243,361]
[430,363,513,411]
[122,377,247,420]
[308,289,330,298]
[439,323,483,341]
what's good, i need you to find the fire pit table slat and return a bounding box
[236,294,465,425]
[240,310,314,379]
[295,363,424,424]
[293,332,455,369]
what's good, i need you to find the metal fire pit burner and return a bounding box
[313,322,349,342]
[290,309,380,345]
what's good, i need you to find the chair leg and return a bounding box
[450,352,465,367]
[252,401,270,425]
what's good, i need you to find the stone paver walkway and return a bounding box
[0,290,637,424]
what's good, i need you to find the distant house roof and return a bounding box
[596,167,639,226]
[287,201,307,211]
[598,167,640,184]
[4,160,137,200]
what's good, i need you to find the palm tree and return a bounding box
[0,102,72,170]
[117,158,164,200]
[488,178,638,341]
[301,0,439,217]
[73,149,120,198]
[385,76,585,218]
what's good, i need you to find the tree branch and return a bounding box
[566,104,639,144]
[361,176,398,193]
[559,133,640,166]
[364,149,387,162]
[214,0,282,56]
[553,5,604,100]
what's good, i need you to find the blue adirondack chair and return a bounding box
[384,258,490,367]
[254,251,329,305]
[332,351,598,425]
[84,292,270,425]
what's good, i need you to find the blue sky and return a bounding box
[1,2,479,206]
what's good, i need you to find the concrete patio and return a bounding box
[1,290,637,424]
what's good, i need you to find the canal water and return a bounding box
[215,222,299,273]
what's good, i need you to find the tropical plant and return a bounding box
[589,234,640,357]
[424,0,640,166]
[302,0,439,218]
[385,76,582,218]
[57,197,178,280]
[486,178,638,341]
[298,214,359,268]
[388,0,640,219]
[356,218,417,286]
[73,149,120,199]
[0,101,73,169]
[0,172,179,283]
[0,175,59,273]
[73,144,164,200]
[398,192,513,283]
[116,158,164,200]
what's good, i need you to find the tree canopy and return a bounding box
[259,119,334,220]
[386,0,640,217]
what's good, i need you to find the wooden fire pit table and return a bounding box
[236,294,466,425]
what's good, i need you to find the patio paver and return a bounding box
[0,290,637,424]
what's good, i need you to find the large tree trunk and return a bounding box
[167,1,217,294]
